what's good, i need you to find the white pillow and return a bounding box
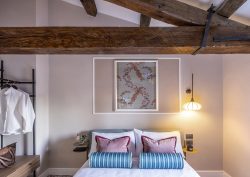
[134,129,184,157]
[89,131,136,156]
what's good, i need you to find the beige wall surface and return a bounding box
[0,0,35,26]
[35,0,50,174]
[0,0,36,156]
[48,0,137,27]
[36,55,50,174]
[49,55,223,170]
[0,0,225,173]
[223,55,250,177]
[0,0,50,174]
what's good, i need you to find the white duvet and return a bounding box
[74,158,200,177]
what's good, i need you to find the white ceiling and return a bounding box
[61,0,250,26]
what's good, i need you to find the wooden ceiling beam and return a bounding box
[216,0,247,18]
[0,27,250,54]
[104,0,247,27]
[80,0,97,17]
[140,14,151,27]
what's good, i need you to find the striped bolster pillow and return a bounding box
[139,153,184,169]
[89,152,132,168]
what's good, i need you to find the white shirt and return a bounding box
[0,87,35,135]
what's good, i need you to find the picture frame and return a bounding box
[114,60,158,111]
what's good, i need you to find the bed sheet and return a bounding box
[74,158,200,177]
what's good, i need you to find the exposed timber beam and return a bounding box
[104,0,247,27]
[216,0,247,18]
[0,27,250,54]
[140,14,151,27]
[80,0,97,17]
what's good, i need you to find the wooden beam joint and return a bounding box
[193,5,215,55]
[140,14,151,27]
[80,0,97,17]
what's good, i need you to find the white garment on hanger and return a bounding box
[0,87,35,135]
[18,89,36,133]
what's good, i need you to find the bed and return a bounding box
[74,158,200,177]
[73,129,200,177]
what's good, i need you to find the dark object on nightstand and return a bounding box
[186,140,193,151]
[183,134,197,160]
[73,146,88,152]
[186,134,193,139]
[186,134,194,152]
[187,145,193,151]
[73,142,89,152]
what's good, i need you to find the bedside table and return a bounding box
[182,147,198,159]
[73,142,89,152]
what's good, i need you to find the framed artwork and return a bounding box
[115,60,158,111]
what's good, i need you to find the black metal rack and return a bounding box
[0,60,36,156]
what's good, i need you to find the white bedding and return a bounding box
[74,158,200,177]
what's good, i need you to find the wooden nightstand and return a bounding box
[73,142,89,153]
[0,155,40,177]
[183,147,198,159]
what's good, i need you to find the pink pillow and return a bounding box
[95,136,130,153]
[141,136,177,153]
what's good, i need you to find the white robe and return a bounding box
[0,87,35,135]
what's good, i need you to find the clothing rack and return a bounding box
[0,60,36,156]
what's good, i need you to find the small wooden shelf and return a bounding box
[183,147,198,154]
[0,155,40,177]
[73,142,88,152]
[73,142,88,147]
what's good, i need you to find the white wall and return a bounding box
[36,0,48,27]
[44,0,223,171]
[0,0,226,174]
[35,0,50,174]
[0,0,36,155]
[223,55,250,177]
[0,0,35,26]
[35,55,50,174]
[48,0,136,26]
[48,54,223,170]
[0,1,50,175]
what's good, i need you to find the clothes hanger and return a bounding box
[1,78,18,90]
[2,80,11,89]
[1,84,9,89]
[11,84,18,90]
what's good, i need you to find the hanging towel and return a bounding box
[0,87,35,135]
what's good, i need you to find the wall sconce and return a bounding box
[183,73,202,111]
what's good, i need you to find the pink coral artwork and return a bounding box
[115,60,158,111]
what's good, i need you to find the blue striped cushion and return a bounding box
[139,153,184,169]
[89,152,132,168]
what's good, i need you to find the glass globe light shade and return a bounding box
[183,101,202,111]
